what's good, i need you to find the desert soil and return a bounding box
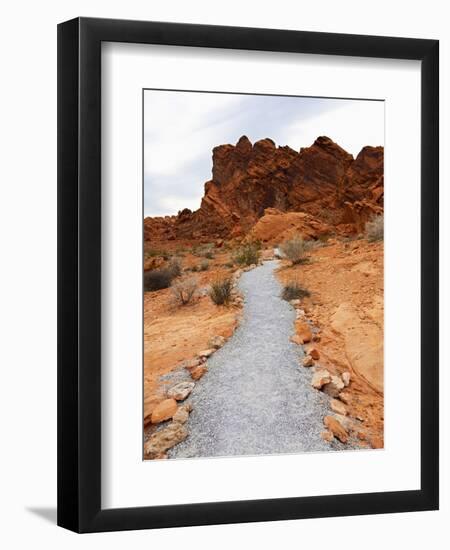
[170,260,351,458]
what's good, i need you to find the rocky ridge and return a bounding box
[144,135,383,243]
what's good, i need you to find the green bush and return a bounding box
[365,214,384,242]
[281,281,311,301]
[209,278,233,306]
[232,243,260,266]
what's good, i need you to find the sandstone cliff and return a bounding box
[144,135,383,243]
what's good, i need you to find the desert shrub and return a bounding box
[281,281,311,301]
[209,277,233,306]
[280,234,311,265]
[365,214,384,242]
[203,250,214,259]
[144,269,173,292]
[167,257,182,278]
[224,261,234,269]
[232,243,260,266]
[171,277,198,305]
[191,264,199,272]
[199,259,210,271]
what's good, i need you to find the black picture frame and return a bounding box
[57,17,439,533]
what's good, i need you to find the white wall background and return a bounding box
[0,0,447,547]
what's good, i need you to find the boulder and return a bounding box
[181,358,202,370]
[323,375,345,397]
[190,365,208,380]
[208,335,226,349]
[172,404,191,424]
[167,381,195,401]
[337,391,351,405]
[307,347,320,360]
[324,415,349,443]
[311,369,331,389]
[144,422,188,458]
[330,398,347,416]
[197,348,215,359]
[294,321,312,344]
[342,371,351,386]
[151,399,178,424]
[302,355,315,367]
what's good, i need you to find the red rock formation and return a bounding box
[144,135,383,242]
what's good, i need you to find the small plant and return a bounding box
[203,250,214,259]
[199,259,210,271]
[365,213,384,242]
[191,264,199,272]
[224,261,234,269]
[167,257,182,278]
[209,277,233,306]
[281,280,311,301]
[144,268,173,292]
[279,234,310,265]
[232,243,260,266]
[171,277,198,305]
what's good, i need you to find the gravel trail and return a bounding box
[169,260,336,459]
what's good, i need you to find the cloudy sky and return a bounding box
[144,90,384,217]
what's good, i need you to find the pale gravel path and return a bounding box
[169,260,339,459]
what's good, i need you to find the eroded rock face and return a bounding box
[144,135,383,242]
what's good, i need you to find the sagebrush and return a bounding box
[365,214,384,242]
[280,234,311,265]
[171,277,198,305]
[209,278,233,305]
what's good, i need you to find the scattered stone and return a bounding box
[311,369,331,389]
[197,348,215,359]
[172,404,191,424]
[324,415,348,443]
[290,299,301,307]
[312,333,321,342]
[295,321,312,344]
[338,391,351,405]
[330,398,347,416]
[290,335,304,345]
[182,358,202,370]
[302,355,315,367]
[342,371,351,386]
[307,347,320,360]
[190,365,208,380]
[167,381,195,401]
[321,430,334,443]
[208,335,226,349]
[323,375,345,397]
[144,422,188,458]
[151,398,178,424]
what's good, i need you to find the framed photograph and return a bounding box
[57,17,439,533]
